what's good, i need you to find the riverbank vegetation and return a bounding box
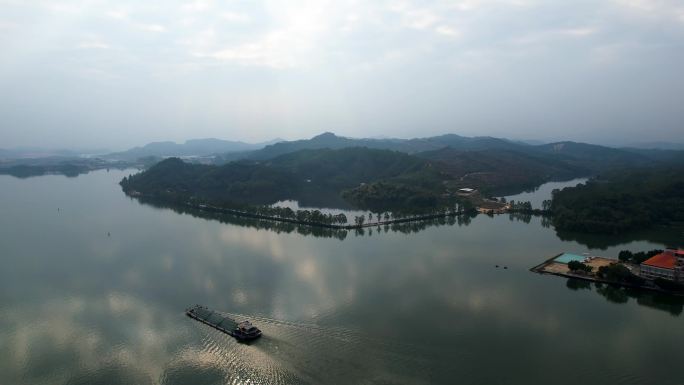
[134,195,478,238]
[618,249,664,264]
[120,143,684,232]
[596,264,645,285]
[549,167,684,234]
[120,148,466,214]
[120,148,486,230]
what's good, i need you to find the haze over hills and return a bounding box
[622,142,684,151]
[3,132,681,185]
[121,131,684,213]
[534,142,656,173]
[216,132,662,173]
[4,132,677,167]
[0,147,108,159]
[219,132,527,162]
[104,138,284,161]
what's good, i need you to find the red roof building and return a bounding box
[640,249,684,282]
[642,253,677,269]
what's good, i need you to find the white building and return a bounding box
[640,249,684,282]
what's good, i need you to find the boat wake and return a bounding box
[188,311,440,384]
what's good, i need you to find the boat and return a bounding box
[185,305,262,341]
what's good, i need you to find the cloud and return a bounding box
[138,23,166,33]
[106,9,129,20]
[435,25,461,38]
[559,27,598,37]
[612,0,684,23]
[0,20,18,30]
[220,11,251,23]
[78,41,110,50]
[191,2,333,69]
[390,4,440,30]
[1,0,684,147]
[181,0,213,13]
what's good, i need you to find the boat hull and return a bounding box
[186,306,262,341]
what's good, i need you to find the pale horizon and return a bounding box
[2,0,683,149]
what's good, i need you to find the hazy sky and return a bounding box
[1,0,683,149]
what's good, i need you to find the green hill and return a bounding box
[550,167,684,233]
[416,147,586,194]
[121,142,684,216]
[121,148,447,210]
[219,132,531,162]
[533,141,655,172]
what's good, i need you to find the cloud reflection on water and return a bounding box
[2,171,684,384]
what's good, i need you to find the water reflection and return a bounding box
[555,227,684,249]
[4,170,684,385]
[138,194,684,252]
[129,185,684,251]
[508,212,533,224]
[501,178,588,209]
[565,279,683,316]
[0,294,432,385]
[131,196,478,239]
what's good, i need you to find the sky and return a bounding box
[1,0,683,150]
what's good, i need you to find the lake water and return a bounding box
[501,178,589,209]
[1,170,682,385]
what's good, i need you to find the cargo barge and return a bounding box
[186,305,262,341]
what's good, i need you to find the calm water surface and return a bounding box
[0,170,682,385]
[501,178,588,209]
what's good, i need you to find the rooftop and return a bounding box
[642,252,677,270]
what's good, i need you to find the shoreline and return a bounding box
[126,192,478,230]
[531,253,684,297]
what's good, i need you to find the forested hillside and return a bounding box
[120,148,449,210]
[417,148,586,193]
[550,167,684,233]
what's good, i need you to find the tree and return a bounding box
[568,260,592,273]
[597,264,644,285]
[618,250,633,262]
[654,278,684,292]
[336,213,348,224]
[566,278,591,290]
[549,168,684,234]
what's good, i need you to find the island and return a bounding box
[532,248,684,295]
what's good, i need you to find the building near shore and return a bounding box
[640,249,684,282]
